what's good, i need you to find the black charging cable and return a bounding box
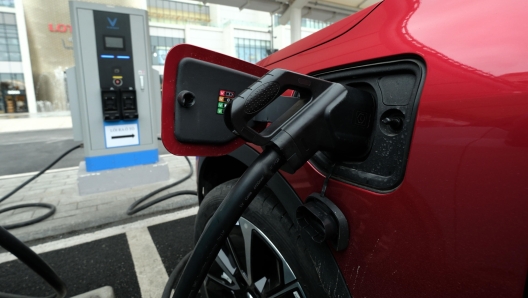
[0,144,82,229]
[126,155,197,215]
[126,137,198,215]
[167,147,284,298]
[0,225,67,298]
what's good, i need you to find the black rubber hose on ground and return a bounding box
[0,144,82,230]
[169,147,285,298]
[0,226,66,298]
[0,144,82,205]
[126,156,197,215]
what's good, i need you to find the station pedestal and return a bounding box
[77,157,170,196]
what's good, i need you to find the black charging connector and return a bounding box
[226,69,375,173]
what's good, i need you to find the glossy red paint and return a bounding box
[161,44,268,156]
[261,0,528,297]
[258,2,382,67]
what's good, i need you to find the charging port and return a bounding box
[101,90,120,121]
[121,90,138,120]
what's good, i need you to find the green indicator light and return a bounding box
[217,108,224,114]
[217,102,224,108]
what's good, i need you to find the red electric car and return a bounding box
[161,0,528,297]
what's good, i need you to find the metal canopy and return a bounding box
[201,0,378,23]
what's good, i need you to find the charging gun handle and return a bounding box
[226,69,349,173]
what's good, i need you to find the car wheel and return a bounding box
[194,179,330,298]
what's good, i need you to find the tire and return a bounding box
[194,179,330,298]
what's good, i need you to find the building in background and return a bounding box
[0,0,34,113]
[1,0,346,114]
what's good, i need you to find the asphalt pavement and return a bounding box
[0,211,196,297]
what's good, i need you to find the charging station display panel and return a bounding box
[94,11,138,122]
[104,36,125,50]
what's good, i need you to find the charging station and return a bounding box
[67,2,167,195]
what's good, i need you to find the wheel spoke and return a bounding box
[204,274,240,291]
[225,235,249,284]
[213,250,239,289]
[217,247,236,275]
[243,218,297,285]
[204,216,305,297]
[203,275,237,297]
[254,276,267,293]
[239,217,255,284]
[267,282,306,298]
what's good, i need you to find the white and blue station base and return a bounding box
[77,156,170,196]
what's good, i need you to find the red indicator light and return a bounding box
[219,90,235,98]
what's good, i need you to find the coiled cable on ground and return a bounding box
[0,138,197,228]
[126,156,197,215]
[0,144,82,230]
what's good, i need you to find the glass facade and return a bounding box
[0,12,21,62]
[150,35,184,65]
[0,12,25,113]
[0,73,26,113]
[301,18,332,30]
[273,14,332,30]
[147,0,210,25]
[235,38,271,64]
[0,0,14,8]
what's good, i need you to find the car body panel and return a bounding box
[261,0,528,297]
[166,0,528,296]
[258,2,382,67]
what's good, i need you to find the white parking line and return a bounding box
[127,228,169,298]
[0,207,198,264]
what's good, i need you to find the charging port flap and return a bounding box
[174,58,258,145]
[162,44,268,156]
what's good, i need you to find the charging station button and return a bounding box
[113,78,123,86]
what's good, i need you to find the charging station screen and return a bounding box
[104,36,124,50]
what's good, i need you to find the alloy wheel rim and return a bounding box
[202,217,306,298]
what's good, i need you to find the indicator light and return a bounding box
[117,55,130,59]
[101,55,114,59]
[217,89,234,114]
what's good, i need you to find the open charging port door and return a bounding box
[162,44,320,157]
[162,44,270,156]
